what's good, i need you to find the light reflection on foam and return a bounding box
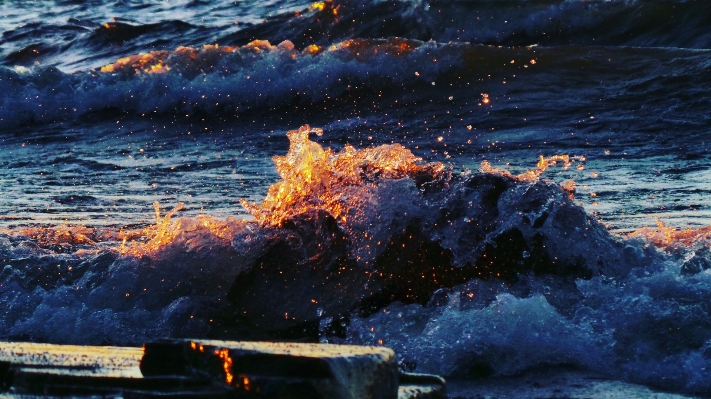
[118,202,245,257]
[99,41,279,75]
[0,225,101,248]
[479,154,586,183]
[0,128,619,259]
[1,125,441,258]
[98,37,423,75]
[627,219,711,251]
[241,124,445,227]
[1,126,708,258]
[118,201,185,256]
[0,203,245,258]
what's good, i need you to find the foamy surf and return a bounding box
[1,126,709,395]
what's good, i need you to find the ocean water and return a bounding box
[2,0,711,395]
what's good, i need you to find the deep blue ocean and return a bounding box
[2,0,711,395]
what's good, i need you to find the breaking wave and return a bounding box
[6,0,711,76]
[2,126,711,394]
[223,0,711,50]
[5,0,711,132]
[0,38,464,130]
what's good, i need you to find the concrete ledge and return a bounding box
[142,339,399,399]
[0,340,445,399]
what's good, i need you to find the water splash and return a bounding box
[628,219,711,252]
[241,124,445,227]
[118,202,246,257]
[480,155,586,183]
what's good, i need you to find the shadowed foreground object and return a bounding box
[0,339,445,398]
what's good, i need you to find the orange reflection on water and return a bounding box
[0,225,103,250]
[99,41,264,75]
[242,124,444,227]
[118,202,184,256]
[99,36,423,75]
[329,37,422,59]
[214,348,234,385]
[309,1,339,16]
[310,1,326,11]
[480,154,586,182]
[628,219,711,250]
[117,202,243,257]
[303,44,322,55]
[0,204,241,258]
[100,52,171,74]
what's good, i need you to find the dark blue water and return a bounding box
[2,0,711,395]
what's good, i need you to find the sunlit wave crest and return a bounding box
[241,124,444,228]
[2,126,707,261]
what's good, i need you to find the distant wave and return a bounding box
[222,0,711,50]
[0,38,466,130]
[2,0,711,75]
[4,36,711,135]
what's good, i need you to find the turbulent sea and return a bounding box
[2,0,711,395]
